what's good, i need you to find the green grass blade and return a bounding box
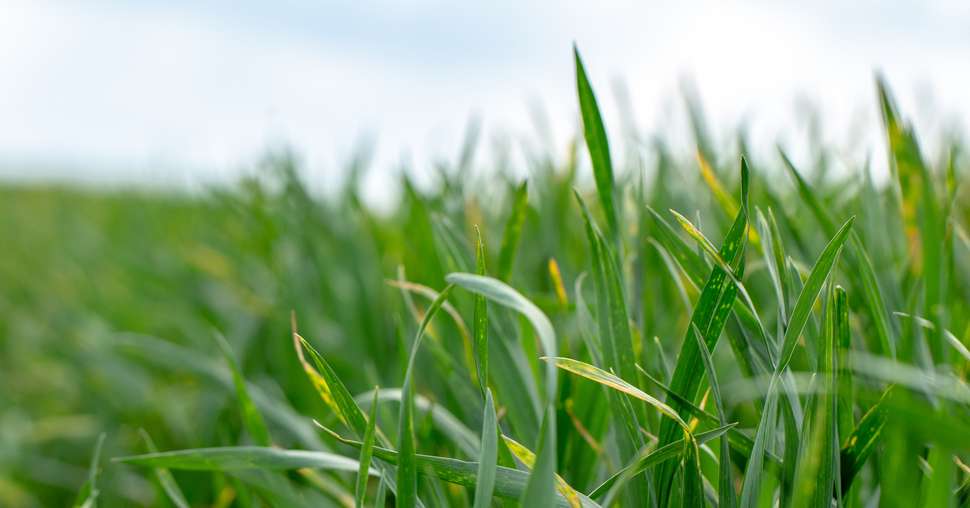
[293,320,410,503]
[138,430,189,508]
[213,331,271,446]
[840,386,893,491]
[74,433,106,508]
[756,208,788,323]
[445,272,558,402]
[791,285,839,508]
[116,446,367,473]
[656,158,750,500]
[741,218,853,507]
[738,379,779,508]
[574,46,619,242]
[593,424,735,502]
[473,389,498,508]
[923,445,955,507]
[543,356,689,432]
[354,388,479,457]
[576,188,647,499]
[497,181,529,281]
[502,432,581,508]
[835,287,855,457]
[780,150,895,358]
[637,364,780,469]
[356,388,380,508]
[682,441,705,508]
[399,284,454,508]
[321,426,598,507]
[473,225,489,395]
[779,396,800,507]
[778,217,855,372]
[692,324,737,508]
[293,328,369,438]
[117,333,323,449]
[575,192,639,386]
[520,406,558,508]
[375,476,388,508]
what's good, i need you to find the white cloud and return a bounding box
[0,0,967,190]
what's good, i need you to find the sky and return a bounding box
[2,1,969,195]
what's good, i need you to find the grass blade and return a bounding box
[213,331,271,446]
[574,46,619,241]
[656,158,750,500]
[692,324,737,508]
[840,386,893,491]
[780,150,895,358]
[139,430,189,508]
[791,285,839,508]
[741,217,853,507]
[74,433,106,508]
[473,389,498,508]
[356,388,380,508]
[593,424,735,502]
[354,388,479,457]
[518,406,560,508]
[399,284,455,508]
[116,446,367,473]
[497,181,529,281]
[738,380,779,508]
[682,441,705,508]
[473,226,489,395]
[503,430,581,508]
[543,356,689,432]
[778,217,855,371]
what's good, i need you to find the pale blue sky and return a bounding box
[2,1,969,192]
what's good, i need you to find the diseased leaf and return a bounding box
[543,356,689,432]
[503,428,581,508]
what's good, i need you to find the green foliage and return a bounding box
[1,53,968,508]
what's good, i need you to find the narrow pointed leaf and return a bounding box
[356,388,380,508]
[115,446,367,473]
[139,431,189,508]
[497,181,529,281]
[399,284,454,508]
[214,331,271,446]
[473,389,498,508]
[473,226,489,395]
[574,46,618,241]
[543,356,689,432]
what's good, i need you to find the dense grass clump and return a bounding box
[1,51,969,507]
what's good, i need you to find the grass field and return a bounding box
[1,51,969,507]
